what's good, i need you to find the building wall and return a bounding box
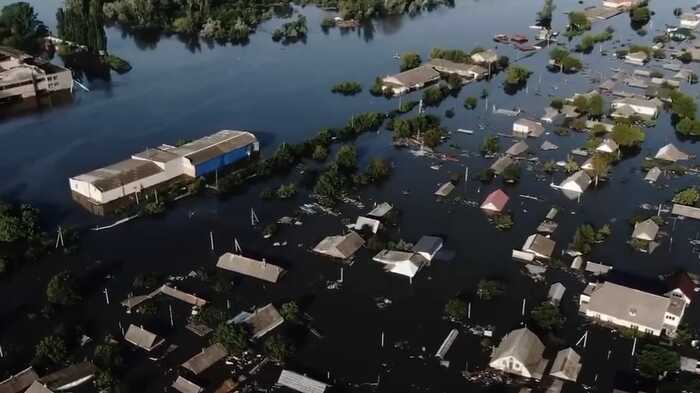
[490,356,531,378]
[193,145,252,177]
[513,123,530,134]
[583,309,661,336]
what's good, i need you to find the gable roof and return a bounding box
[216,253,285,283]
[412,236,443,258]
[434,182,455,196]
[182,343,228,375]
[655,143,690,162]
[490,156,514,175]
[666,271,696,302]
[522,234,555,258]
[0,367,39,393]
[171,376,203,393]
[481,189,509,212]
[506,141,529,156]
[586,282,672,331]
[73,158,163,192]
[313,231,364,259]
[383,65,440,87]
[560,170,592,193]
[38,362,96,390]
[124,325,164,351]
[243,303,284,339]
[490,328,546,372]
[549,348,581,382]
[632,219,659,241]
[24,382,52,393]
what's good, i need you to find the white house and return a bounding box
[559,170,592,194]
[596,139,619,154]
[513,119,545,138]
[373,250,426,278]
[489,327,548,380]
[579,281,686,336]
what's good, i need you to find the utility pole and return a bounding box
[104,288,110,305]
[169,305,174,327]
[55,226,64,249]
[210,231,214,251]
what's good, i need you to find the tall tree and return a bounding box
[56,0,107,53]
[536,0,555,29]
[0,2,47,53]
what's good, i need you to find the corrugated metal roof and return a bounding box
[169,130,257,165]
[181,343,228,375]
[277,370,328,393]
[244,304,284,339]
[73,159,163,192]
[125,325,163,351]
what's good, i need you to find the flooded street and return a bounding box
[1,0,699,392]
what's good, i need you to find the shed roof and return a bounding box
[655,143,689,162]
[481,189,509,212]
[182,343,228,375]
[216,253,285,283]
[313,231,364,259]
[277,370,328,393]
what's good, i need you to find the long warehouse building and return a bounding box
[69,130,258,215]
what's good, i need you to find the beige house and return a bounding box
[381,65,440,95]
[489,327,548,380]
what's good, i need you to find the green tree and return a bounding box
[550,97,564,110]
[670,91,697,120]
[312,145,328,161]
[502,164,521,183]
[550,47,569,67]
[336,144,358,172]
[504,64,530,85]
[276,183,296,199]
[588,94,604,119]
[611,123,645,147]
[422,85,448,106]
[480,135,500,155]
[637,345,679,379]
[280,301,300,322]
[477,279,505,300]
[573,95,589,113]
[400,52,421,71]
[590,153,610,187]
[561,55,582,72]
[568,11,590,31]
[530,302,565,330]
[264,334,294,363]
[313,165,346,206]
[464,96,478,110]
[444,298,467,321]
[46,271,81,305]
[34,335,68,367]
[331,81,362,95]
[536,0,555,28]
[366,158,391,182]
[212,323,249,354]
[0,2,47,53]
[673,187,699,206]
[0,202,40,242]
[422,129,442,148]
[56,0,107,53]
[630,6,651,25]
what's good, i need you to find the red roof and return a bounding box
[667,272,696,301]
[481,189,509,212]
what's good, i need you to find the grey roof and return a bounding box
[490,327,547,378]
[313,231,364,259]
[632,219,659,241]
[24,382,52,393]
[159,285,208,306]
[506,141,529,156]
[672,203,700,219]
[428,59,487,76]
[182,343,228,375]
[514,119,545,137]
[124,325,164,351]
[655,143,690,162]
[171,376,203,393]
[585,282,671,332]
[434,182,455,196]
[277,370,329,393]
[73,158,163,192]
[548,283,566,303]
[560,170,592,193]
[585,261,612,275]
[216,253,285,283]
[0,367,39,393]
[383,65,440,87]
[132,148,180,163]
[549,348,581,382]
[367,202,393,218]
[243,303,284,339]
[490,156,514,175]
[644,167,661,182]
[169,130,257,165]
[540,140,559,151]
[38,362,96,390]
[412,236,443,259]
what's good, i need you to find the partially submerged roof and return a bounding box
[24,382,52,393]
[549,348,581,382]
[655,143,690,162]
[481,189,509,212]
[171,376,203,393]
[434,182,455,197]
[644,167,661,183]
[216,253,285,283]
[38,362,96,391]
[313,231,364,259]
[277,370,329,393]
[243,303,284,339]
[168,130,257,165]
[506,141,529,156]
[586,282,673,332]
[0,367,39,393]
[373,250,426,278]
[355,216,381,234]
[596,138,619,153]
[548,282,566,303]
[72,158,163,192]
[490,327,547,379]
[412,236,443,259]
[124,325,164,351]
[383,65,440,87]
[513,118,545,137]
[522,234,555,258]
[560,170,592,193]
[182,343,228,375]
[540,140,559,151]
[632,219,659,241]
[672,203,700,219]
[367,202,393,218]
[490,156,514,175]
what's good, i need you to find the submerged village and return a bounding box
[5,0,700,392]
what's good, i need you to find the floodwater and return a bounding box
[1,0,699,392]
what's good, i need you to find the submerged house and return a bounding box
[38,362,96,391]
[625,51,649,66]
[611,97,661,119]
[124,325,165,352]
[549,348,582,382]
[236,303,284,339]
[373,250,426,279]
[181,343,228,375]
[0,367,39,393]
[596,138,619,154]
[489,327,548,380]
[171,376,203,393]
[490,156,514,175]
[69,130,259,215]
[412,236,443,262]
[471,49,499,65]
[313,231,364,260]
[428,58,488,79]
[655,143,690,162]
[548,282,566,306]
[522,234,555,259]
[579,281,686,336]
[216,253,285,283]
[277,370,329,393]
[434,181,455,197]
[632,218,659,241]
[506,141,529,156]
[481,189,509,213]
[559,170,592,194]
[513,119,545,138]
[381,65,440,95]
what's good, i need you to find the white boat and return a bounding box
[456,129,474,134]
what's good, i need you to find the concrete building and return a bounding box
[489,327,548,380]
[579,282,686,336]
[69,130,258,215]
[0,46,73,107]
